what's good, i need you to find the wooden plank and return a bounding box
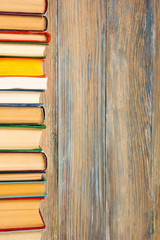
[153,0,160,238]
[40,0,58,239]
[58,1,106,239]
[106,0,153,239]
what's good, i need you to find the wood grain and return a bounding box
[38,0,160,239]
[153,0,160,239]
[58,0,106,239]
[106,0,153,239]
[40,0,58,239]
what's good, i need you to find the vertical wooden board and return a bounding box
[106,0,153,239]
[58,1,106,239]
[153,0,160,238]
[40,0,58,239]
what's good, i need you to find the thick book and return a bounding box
[0,151,47,173]
[0,124,46,150]
[0,177,46,197]
[0,197,45,232]
[0,77,47,90]
[0,230,42,240]
[0,90,44,104]
[0,0,48,14]
[0,58,44,77]
[0,14,47,31]
[0,104,45,124]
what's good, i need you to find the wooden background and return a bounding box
[40,0,160,239]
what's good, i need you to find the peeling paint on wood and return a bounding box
[152,0,160,239]
[58,0,106,239]
[106,0,153,239]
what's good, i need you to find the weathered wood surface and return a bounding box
[40,0,58,239]
[40,0,160,239]
[153,0,160,239]
[58,0,106,239]
[106,0,153,239]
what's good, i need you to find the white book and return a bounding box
[0,77,47,90]
[0,43,46,57]
[0,91,43,104]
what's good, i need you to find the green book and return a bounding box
[0,124,46,150]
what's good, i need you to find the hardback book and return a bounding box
[0,151,47,181]
[0,44,47,57]
[0,230,42,240]
[0,104,45,124]
[0,32,50,57]
[0,0,48,14]
[0,58,44,77]
[0,197,45,231]
[0,177,46,197]
[0,124,46,150]
[0,14,47,31]
[0,77,47,90]
[0,31,50,43]
[0,90,44,104]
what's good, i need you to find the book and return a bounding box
[0,14,47,31]
[0,90,44,104]
[0,104,45,124]
[0,0,48,14]
[0,125,46,150]
[0,231,42,240]
[0,58,44,77]
[0,178,46,197]
[0,43,47,57]
[0,77,47,90]
[0,32,50,57]
[0,173,45,181]
[0,31,50,42]
[0,197,45,231]
[0,151,47,173]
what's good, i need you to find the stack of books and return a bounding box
[0,0,50,239]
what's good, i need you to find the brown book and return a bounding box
[0,151,47,181]
[0,151,47,172]
[0,105,45,124]
[0,14,47,31]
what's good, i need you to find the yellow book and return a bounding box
[0,58,44,76]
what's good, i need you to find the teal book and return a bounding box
[0,176,47,199]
